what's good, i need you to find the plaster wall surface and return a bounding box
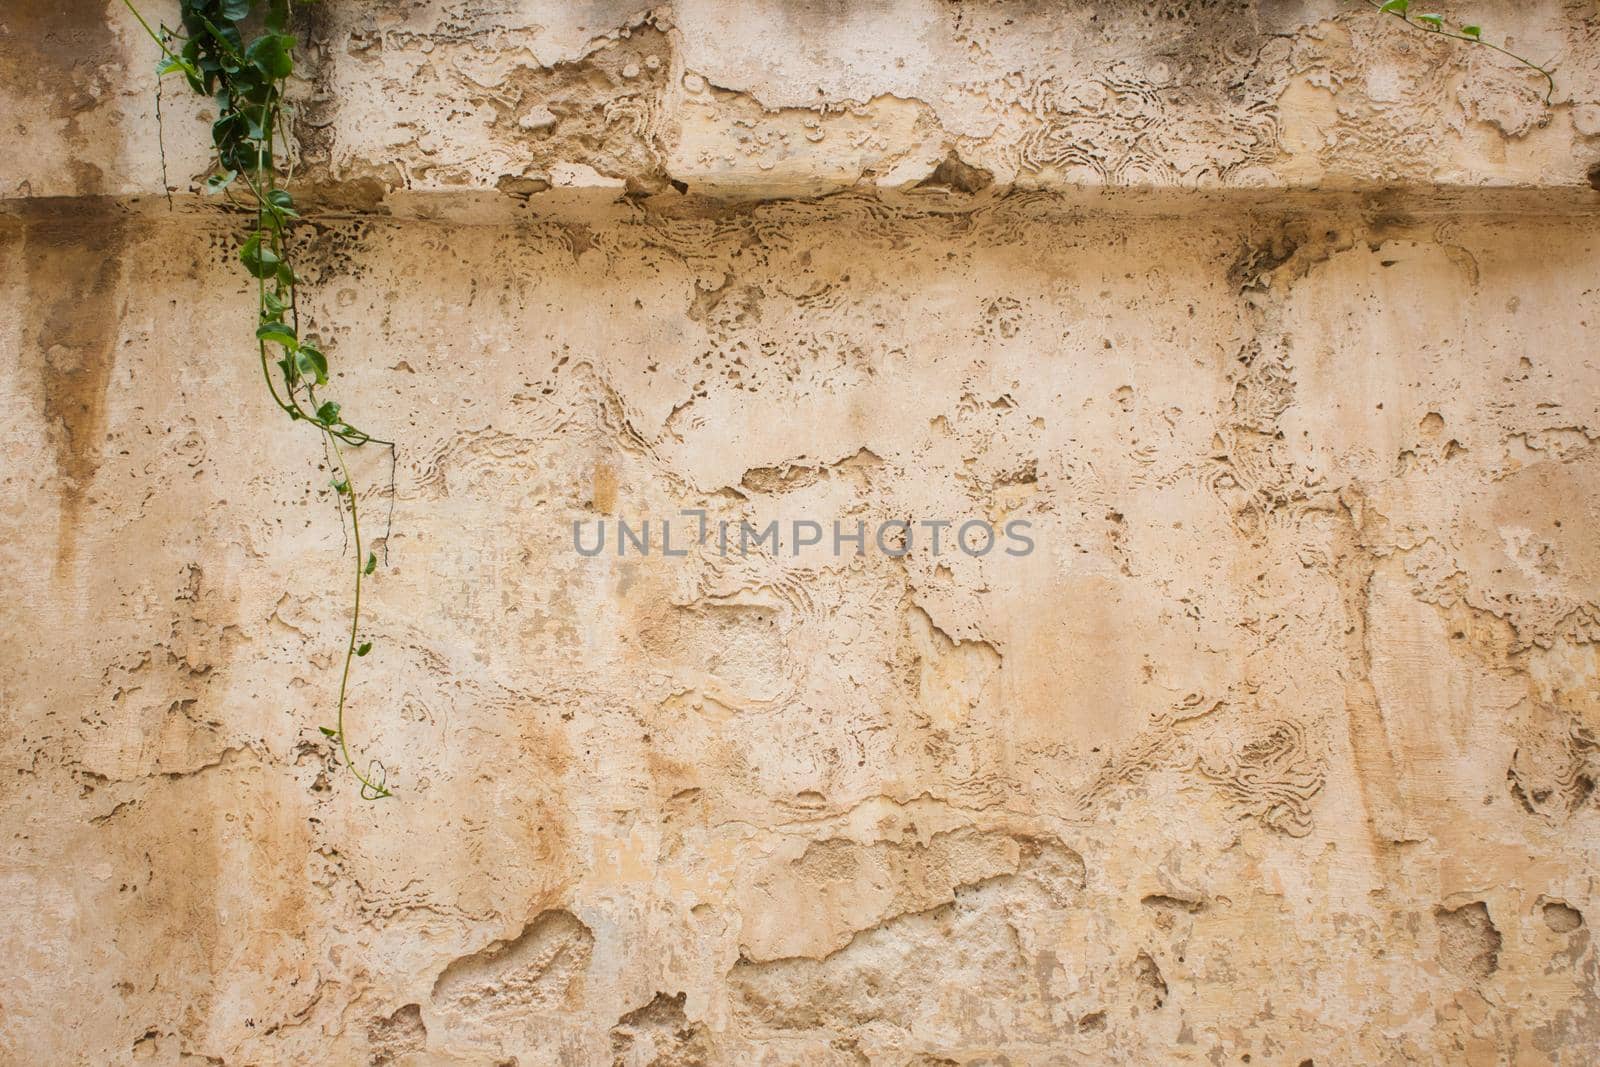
[2,2,1600,1065]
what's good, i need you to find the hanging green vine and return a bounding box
[123,0,393,799]
[1366,0,1555,104]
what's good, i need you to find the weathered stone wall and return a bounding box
[2,2,1599,1064]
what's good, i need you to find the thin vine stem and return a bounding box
[119,0,179,61]
[329,435,389,799]
[124,0,397,799]
[1364,1,1555,105]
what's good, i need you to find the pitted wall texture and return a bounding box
[3,2,1600,1065]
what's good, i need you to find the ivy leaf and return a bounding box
[265,189,300,220]
[244,112,270,142]
[245,33,295,80]
[364,552,377,576]
[296,345,329,385]
[318,726,339,738]
[211,110,243,150]
[315,400,342,424]
[221,0,252,22]
[179,37,209,92]
[1379,0,1408,12]
[1416,13,1444,30]
[262,289,286,315]
[356,642,373,657]
[240,234,280,279]
[1461,24,1482,39]
[157,54,200,81]
[331,477,350,494]
[256,320,298,348]
[204,169,237,194]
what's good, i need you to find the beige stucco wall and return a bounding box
[3,2,1600,1064]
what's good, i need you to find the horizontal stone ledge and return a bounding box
[3,183,1599,229]
[5,0,1600,206]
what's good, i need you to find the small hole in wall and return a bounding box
[1587,162,1600,192]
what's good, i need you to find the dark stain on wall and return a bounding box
[0,1,121,195]
[23,209,127,575]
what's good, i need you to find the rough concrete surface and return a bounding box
[2,1,1600,1064]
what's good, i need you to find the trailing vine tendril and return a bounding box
[1366,0,1556,105]
[123,0,394,799]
